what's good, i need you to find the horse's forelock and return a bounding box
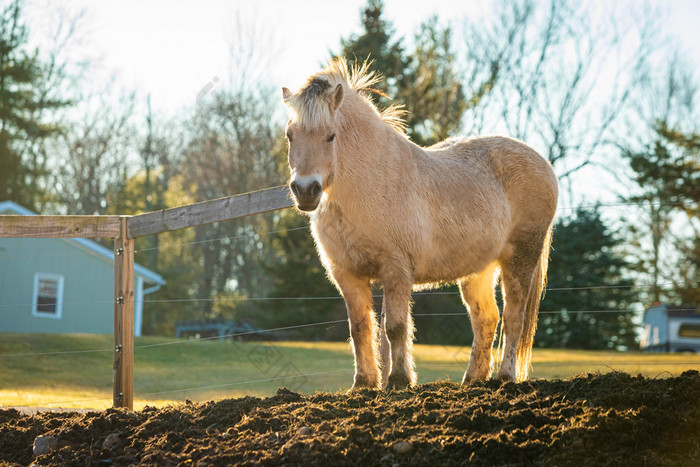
[301,77,332,101]
[287,75,336,129]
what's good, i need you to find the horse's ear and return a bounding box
[282,87,293,103]
[330,83,344,114]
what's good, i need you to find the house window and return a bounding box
[32,273,64,319]
[678,323,700,339]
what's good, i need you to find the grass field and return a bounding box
[1,333,698,410]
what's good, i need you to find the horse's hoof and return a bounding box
[462,372,491,386]
[461,370,490,385]
[351,373,379,391]
[386,373,412,390]
[496,371,515,382]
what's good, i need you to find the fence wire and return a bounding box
[136,369,354,398]
[420,360,700,370]
[135,225,311,253]
[1,304,697,359]
[133,319,348,350]
[1,300,697,358]
[1,280,696,311]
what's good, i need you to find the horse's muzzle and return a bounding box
[290,179,322,212]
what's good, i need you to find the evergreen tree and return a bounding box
[338,0,406,101]
[0,0,64,209]
[338,1,473,146]
[537,208,637,350]
[623,122,699,306]
[111,170,202,336]
[652,123,700,217]
[399,17,469,146]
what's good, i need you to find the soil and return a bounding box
[2,371,699,466]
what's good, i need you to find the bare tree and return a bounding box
[133,97,184,268]
[460,0,660,196]
[621,57,699,304]
[52,90,136,215]
[628,54,698,141]
[181,86,285,316]
[222,10,283,92]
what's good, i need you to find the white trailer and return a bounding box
[640,304,700,352]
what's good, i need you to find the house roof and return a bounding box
[0,200,165,286]
[645,303,700,320]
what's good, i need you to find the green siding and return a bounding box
[0,238,116,334]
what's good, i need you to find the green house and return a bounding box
[0,201,165,336]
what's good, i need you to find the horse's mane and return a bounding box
[287,57,407,134]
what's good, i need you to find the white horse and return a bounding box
[282,58,558,389]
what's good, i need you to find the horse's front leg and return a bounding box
[382,268,416,389]
[333,268,380,389]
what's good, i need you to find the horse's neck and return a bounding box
[320,114,420,230]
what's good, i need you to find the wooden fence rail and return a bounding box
[0,185,293,409]
[128,185,293,238]
[0,215,121,238]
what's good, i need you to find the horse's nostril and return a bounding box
[290,181,300,198]
[310,181,322,197]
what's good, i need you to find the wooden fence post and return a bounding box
[113,217,134,410]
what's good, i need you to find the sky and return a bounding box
[18,0,700,210]
[24,0,700,118]
[24,0,487,115]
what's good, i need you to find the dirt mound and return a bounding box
[2,371,699,466]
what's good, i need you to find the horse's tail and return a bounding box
[515,224,553,381]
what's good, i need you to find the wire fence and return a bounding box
[0,281,696,310]
[1,198,698,409]
[2,299,698,359]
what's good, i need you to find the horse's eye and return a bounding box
[327,134,336,143]
[286,132,292,142]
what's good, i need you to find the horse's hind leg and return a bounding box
[378,312,391,387]
[497,238,542,381]
[459,263,499,384]
[333,268,380,389]
[381,267,416,389]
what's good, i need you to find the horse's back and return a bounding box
[430,136,558,231]
[429,136,553,180]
